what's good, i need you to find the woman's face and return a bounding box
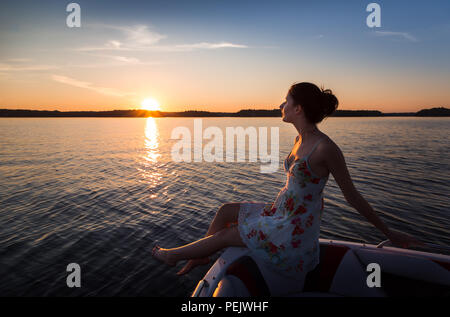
[280,93,300,123]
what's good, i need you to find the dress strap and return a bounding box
[305,136,325,158]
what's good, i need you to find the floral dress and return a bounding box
[238,136,329,277]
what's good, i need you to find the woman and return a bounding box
[152,82,421,291]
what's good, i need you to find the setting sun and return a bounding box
[141,98,161,111]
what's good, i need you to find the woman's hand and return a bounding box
[386,229,424,249]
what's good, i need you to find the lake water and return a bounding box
[0,117,449,296]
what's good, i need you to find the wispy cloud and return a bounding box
[77,24,167,52]
[6,58,33,63]
[142,42,249,52]
[109,55,140,63]
[171,42,248,50]
[0,63,58,72]
[66,53,163,68]
[76,24,248,52]
[373,31,418,42]
[85,54,142,64]
[121,25,166,46]
[0,53,160,73]
[51,74,135,97]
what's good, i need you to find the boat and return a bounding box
[191,239,450,297]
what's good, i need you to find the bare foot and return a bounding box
[176,257,210,275]
[152,245,177,267]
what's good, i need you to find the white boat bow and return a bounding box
[192,239,450,297]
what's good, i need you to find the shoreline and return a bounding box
[0,107,449,118]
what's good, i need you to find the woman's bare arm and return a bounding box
[324,142,422,247]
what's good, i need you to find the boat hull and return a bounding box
[192,239,450,297]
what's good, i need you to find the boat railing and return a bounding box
[376,239,450,255]
[192,279,209,297]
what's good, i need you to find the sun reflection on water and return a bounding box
[138,118,162,198]
[144,117,161,162]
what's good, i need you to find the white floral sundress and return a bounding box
[238,136,329,277]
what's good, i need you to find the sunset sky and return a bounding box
[0,0,449,113]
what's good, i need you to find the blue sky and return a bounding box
[0,0,449,112]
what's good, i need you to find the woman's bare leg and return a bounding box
[176,203,241,275]
[205,202,241,235]
[152,226,245,267]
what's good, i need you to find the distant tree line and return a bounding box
[415,107,450,116]
[0,107,448,117]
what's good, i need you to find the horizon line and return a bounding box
[1,107,448,114]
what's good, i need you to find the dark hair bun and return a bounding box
[320,88,339,119]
